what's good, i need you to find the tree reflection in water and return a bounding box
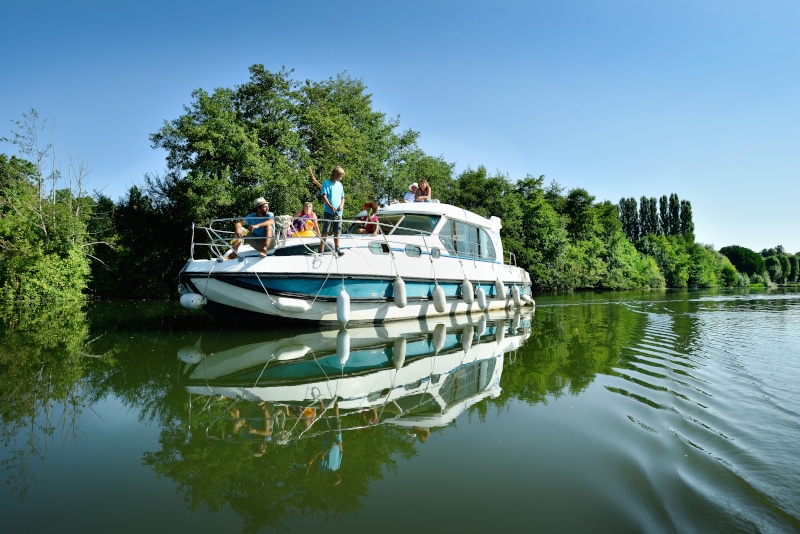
[154,310,531,531]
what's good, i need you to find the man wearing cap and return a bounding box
[403,183,418,203]
[230,197,275,258]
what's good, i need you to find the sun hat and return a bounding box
[409,182,418,191]
[253,197,268,208]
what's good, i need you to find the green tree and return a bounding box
[643,197,659,236]
[138,65,432,297]
[788,254,799,283]
[513,175,569,290]
[686,243,718,288]
[618,197,638,242]
[719,245,766,277]
[679,199,695,242]
[0,110,91,301]
[636,234,690,288]
[668,193,680,236]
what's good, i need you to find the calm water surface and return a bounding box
[1,290,799,533]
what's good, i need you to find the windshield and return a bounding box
[379,213,440,235]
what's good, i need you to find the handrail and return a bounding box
[191,214,501,263]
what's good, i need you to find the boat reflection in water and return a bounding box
[179,309,531,446]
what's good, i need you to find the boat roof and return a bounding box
[378,202,501,231]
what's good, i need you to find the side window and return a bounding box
[479,228,497,261]
[440,220,481,259]
[456,221,479,258]
[440,220,455,255]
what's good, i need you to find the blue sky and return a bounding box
[2,0,798,253]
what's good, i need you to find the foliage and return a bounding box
[0,301,108,496]
[511,175,569,290]
[0,110,93,301]
[619,193,693,244]
[150,65,420,221]
[719,245,766,277]
[636,234,690,288]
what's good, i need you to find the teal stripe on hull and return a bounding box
[227,276,507,300]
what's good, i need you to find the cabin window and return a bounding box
[430,247,441,259]
[405,244,422,257]
[369,242,391,255]
[439,220,496,261]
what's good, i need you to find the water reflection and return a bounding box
[155,310,531,530]
[179,310,530,448]
[4,293,798,532]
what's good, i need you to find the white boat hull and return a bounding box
[179,203,534,325]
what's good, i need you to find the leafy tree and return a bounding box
[679,199,695,242]
[618,197,638,242]
[636,234,690,288]
[659,195,669,236]
[513,175,569,290]
[760,248,791,285]
[719,245,766,277]
[151,65,422,223]
[668,193,680,236]
[686,243,718,288]
[641,196,659,236]
[788,254,799,283]
[563,188,596,242]
[0,110,91,301]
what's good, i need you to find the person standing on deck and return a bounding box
[319,166,346,256]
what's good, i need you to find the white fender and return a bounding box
[337,287,350,325]
[432,323,446,354]
[495,278,506,300]
[433,284,446,313]
[392,337,407,369]
[177,346,205,364]
[179,293,207,310]
[274,344,311,361]
[275,297,311,313]
[495,320,506,345]
[476,315,487,337]
[337,329,351,366]
[512,285,521,307]
[512,311,521,331]
[393,276,407,308]
[476,287,488,310]
[462,325,475,351]
[461,278,474,304]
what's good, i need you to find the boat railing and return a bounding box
[188,215,437,259]
[188,218,519,267]
[507,251,517,267]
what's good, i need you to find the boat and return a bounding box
[179,309,531,443]
[178,201,534,325]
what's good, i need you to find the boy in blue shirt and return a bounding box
[318,166,346,256]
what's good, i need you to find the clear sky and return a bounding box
[2,0,798,253]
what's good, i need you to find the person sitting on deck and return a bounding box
[288,201,320,238]
[355,201,380,235]
[403,183,418,203]
[228,197,275,258]
[414,179,432,202]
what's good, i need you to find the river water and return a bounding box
[1,289,799,533]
